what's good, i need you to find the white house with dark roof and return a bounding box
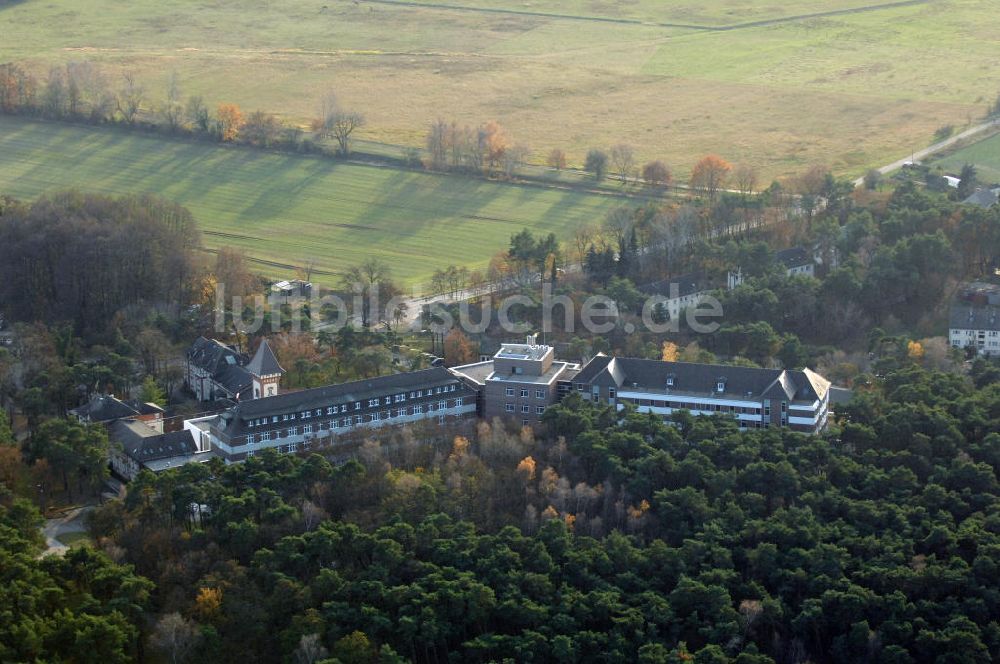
[775,247,816,278]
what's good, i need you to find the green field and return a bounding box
[930,132,1000,185]
[0,116,620,288]
[2,0,996,181]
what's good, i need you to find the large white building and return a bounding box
[572,355,832,434]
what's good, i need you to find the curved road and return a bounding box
[854,119,1000,187]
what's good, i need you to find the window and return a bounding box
[282,414,289,421]
[716,381,726,393]
[355,402,361,410]
[413,404,423,414]
[505,403,515,413]
[666,376,675,387]
[520,389,529,398]
[303,424,312,434]
[505,387,515,396]
[290,413,296,420]
[327,407,335,415]
[449,384,456,392]
[369,398,379,407]
[315,409,322,416]
[261,431,271,441]
[289,442,298,452]
[535,389,546,399]
[287,427,296,437]
[439,400,447,410]
[536,406,545,414]
[609,388,616,399]
[354,415,362,425]
[247,449,255,458]
[247,434,255,444]
[384,396,391,405]
[410,391,416,398]
[521,404,530,413]
[272,416,278,423]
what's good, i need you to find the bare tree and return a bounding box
[547,148,567,171]
[734,163,758,199]
[185,95,209,132]
[572,224,596,266]
[610,143,635,184]
[150,613,199,664]
[161,71,183,131]
[316,93,364,155]
[116,71,144,124]
[294,634,329,664]
[427,118,449,170]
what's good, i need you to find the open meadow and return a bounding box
[1,0,997,181]
[0,116,621,288]
[930,132,1000,185]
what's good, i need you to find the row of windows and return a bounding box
[504,403,545,415]
[245,399,465,443]
[245,415,454,457]
[245,383,459,427]
[621,397,763,415]
[504,387,547,399]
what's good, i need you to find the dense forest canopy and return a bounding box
[0,191,200,334]
[23,359,985,663]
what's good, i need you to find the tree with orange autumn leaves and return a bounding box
[690,154,732,202]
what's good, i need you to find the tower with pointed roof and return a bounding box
[246,339,285,399]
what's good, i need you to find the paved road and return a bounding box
[40,505,93,557]
[854,119,1000,187]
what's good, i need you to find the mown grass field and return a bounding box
[0,116,620,288]
[1,0,996,180]
[931,133,1000,185]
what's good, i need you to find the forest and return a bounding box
[3,352,998,663]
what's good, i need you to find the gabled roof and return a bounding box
[71,395,140,423]
[246,339,284,377]
[575,356,829,404]
[188,337,244,374]
[110,420,199,463]
[640,272,716,299]
[963,188,1000,209]
[775,246,812,268]
[217,367,463,436]
[573,353,613,383]
[949,304,1000,332]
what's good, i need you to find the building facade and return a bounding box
[189,366,477,462]
[572,355,831,434]
[452,336,579,427]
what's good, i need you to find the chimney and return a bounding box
[527,333,537,347]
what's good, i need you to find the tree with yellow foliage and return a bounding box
[661,341,679,362]
[216,103,244,142]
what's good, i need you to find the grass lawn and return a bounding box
[0,116,621,288]
[56,531,93,548]
[0,0,996,180]
[930,132,1000,184]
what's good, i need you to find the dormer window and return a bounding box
[716,380,726,393]
[666,375,675,388]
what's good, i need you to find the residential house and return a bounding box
[640,272,720,321]
[70,394,164,432]
[963,187,1000,209]
[775,247,816,278]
